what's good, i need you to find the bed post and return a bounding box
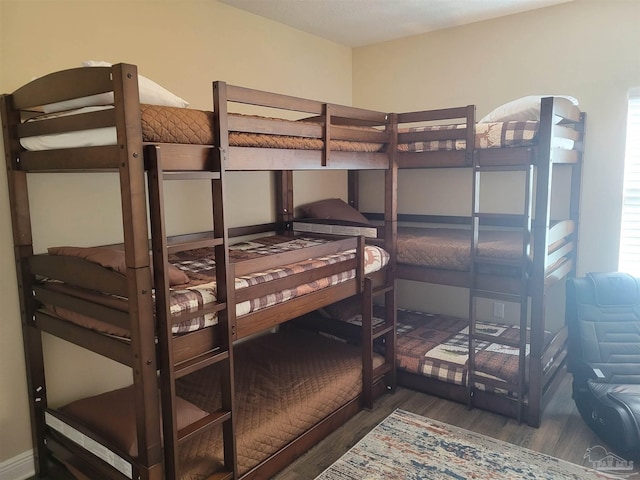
[569,112,586,280]
[276,170,294,233]
[111,63,163,478]
[385,113,398,391]
[528,97,556,428]
[1,94,49,476]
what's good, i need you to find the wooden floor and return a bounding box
[274,373,640,479]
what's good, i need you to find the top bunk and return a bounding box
[1,63,391,173]
[396,95,585,168]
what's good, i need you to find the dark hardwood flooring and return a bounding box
[274,373,639,479]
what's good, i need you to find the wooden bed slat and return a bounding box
[228,115,388,143]
[11,66,114,110]
[398,106,470,124]
[18,108,116,137]
[398,150,468,168]
[548,219,575,245]
[236,281,361,339]
[143,143,213,171]
[224,83,388,124]
[29,255,129,297]
[234,258,358,304]
[551,98,582,123]
[233,237,357,277]
[398,128,466,143]
[36,311,131,366]
[544,258,573,286]
[34,286,130,332]
[19,145,121,171]
[225,147,389,170]
[225,84,324,115]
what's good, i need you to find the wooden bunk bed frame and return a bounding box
[352,98,586,427]
[1,63,396,480]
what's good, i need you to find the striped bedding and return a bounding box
[399,120,574,152]
[44,235,389,337]
[394,309,552,395]
[334,307,552,395]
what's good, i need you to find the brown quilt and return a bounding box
[397,227,526,272]
[140,104,384,152]
[176,327,384,478]
[48,328,382,479]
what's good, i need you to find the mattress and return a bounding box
[43,235,389,337]
[19,105,385,152]
[394,309,553,394]
[46,328,384,479]
[397,227,526,272]
[398,120,575,152]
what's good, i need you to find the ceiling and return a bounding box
[219,0,572,47]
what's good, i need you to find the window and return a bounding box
[619,90,640,275]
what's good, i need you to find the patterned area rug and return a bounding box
[315,409,620,479]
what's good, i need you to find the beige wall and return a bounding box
[2,0,639,469]
[353,0,640,316]
[0,0,353,463]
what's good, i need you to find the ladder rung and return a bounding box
[373,363,394,379]
[170,301,227,326]
[163,171,221,181]
[472,332,521,348]
[372,324,394,340]
[473,213,529,224]
[472,289,522,303]
[473,256,525,268]
[475,164,532,172]
[178,409,231,444]
[167,237,225,254]
[174,349,229,378]
[372,283,394,296]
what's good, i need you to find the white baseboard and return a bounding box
[0,450,35,480]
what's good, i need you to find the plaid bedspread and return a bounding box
[399,121,539,152]
[393,309,552,395]
[167,236,389,334]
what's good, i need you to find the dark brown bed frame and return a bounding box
[1,62,585,479]
[0,64,396,480]
[350,99,586,427]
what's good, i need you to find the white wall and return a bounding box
[0,0,353,463]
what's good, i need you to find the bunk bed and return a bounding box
[303,96,585,427]
[1,63,396,480]
[363,95,585,427]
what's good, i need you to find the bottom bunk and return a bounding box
[43,326,385,480]
[297,305,568,425]
[393,309,568,421]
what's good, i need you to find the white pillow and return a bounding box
[42,60,189,113]
[478,95,578,124]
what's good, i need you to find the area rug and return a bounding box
[314,409,620,479]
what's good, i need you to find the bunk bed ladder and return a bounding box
[353,115,398,411]
[468,159,534,423]
[146,144,237,480]
[362,277,396,409]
